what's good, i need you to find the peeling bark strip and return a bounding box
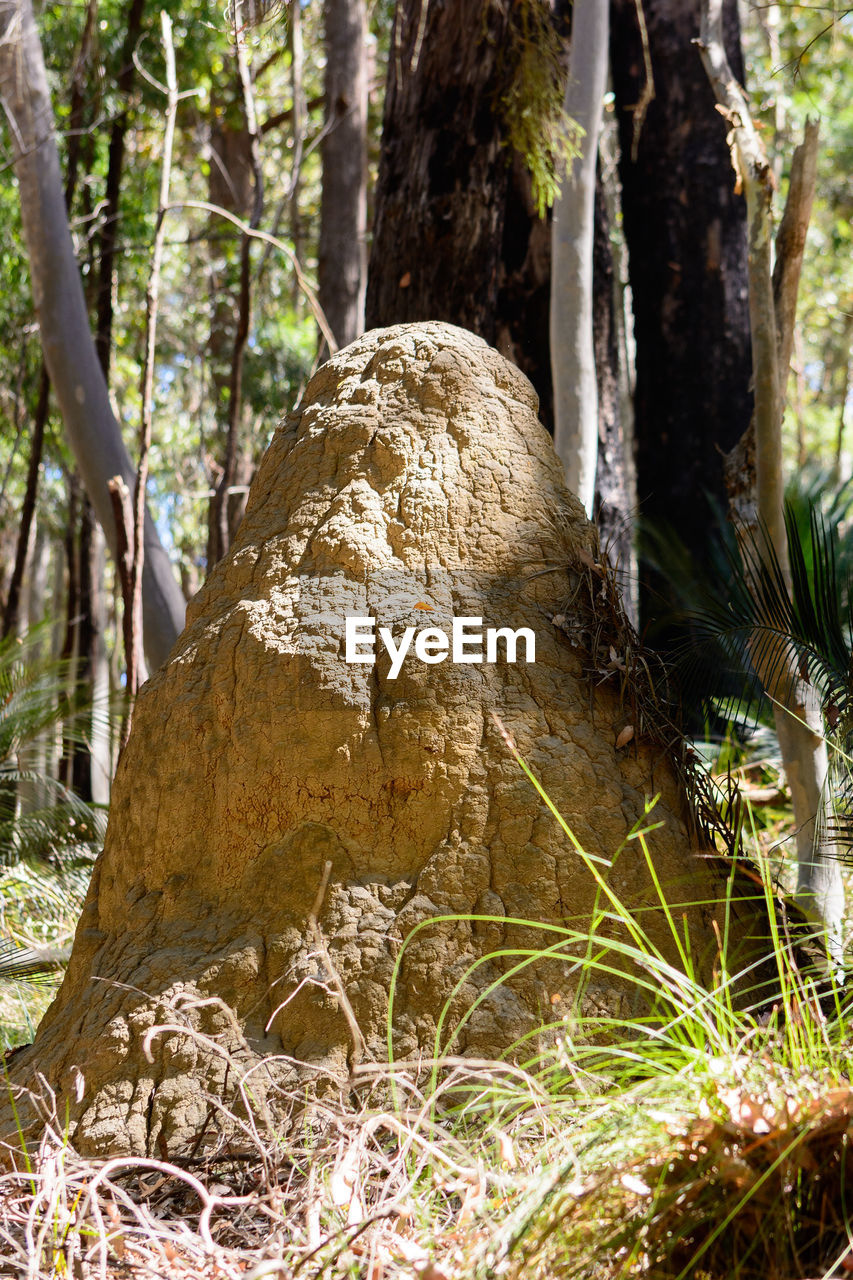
[698,3,842,942]
[0,0,185,670]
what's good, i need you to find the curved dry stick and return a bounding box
[166,198,338,353]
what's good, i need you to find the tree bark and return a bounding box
[365,0,514,339]
[318,0,368,352]
[493,154,554,426]
[0,0,185,671]
[365,0,561,406]
[94,0,146,379]
[205,102,253,569]
[366,0,633,549]
[593,161,636,617]
[209,3,264,568]
[551,0,609,515]
[610,0,753,627]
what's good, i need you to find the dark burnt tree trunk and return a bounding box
[366,0,633,560]
[494,154,554,430]
[610,0,752,634]
[365,0,515,341]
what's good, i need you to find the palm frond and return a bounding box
[0,624,105,869]
[680,505,853,730]
[0,939,68,982]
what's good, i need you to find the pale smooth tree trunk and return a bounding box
[0,0,185,671]
[551,0,609,515]
[318,0,368,352]
[699,1,843,950]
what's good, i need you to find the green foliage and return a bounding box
[0,626,102,867]
[674,497,853,881]
[0,0,323,590]
[0,758,849,1273]
[387,764,849,1279]
[0,627,103,990]
[499,0,582,218]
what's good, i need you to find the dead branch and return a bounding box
[773,119,819,392]
[128,11,178,730]
[107,473,135,749]
[722,122,819,528]
[629,0,655,161]
[168,198,337,353]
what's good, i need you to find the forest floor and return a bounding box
[2,757,853,1279]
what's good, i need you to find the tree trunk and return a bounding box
[16,523,50,815]
[206,9,264,570]
[58,472,81,794]
[318,0,368,352]
[364,0,551,402]
[288,0,305,310]
[0,0,185,671]
[551,0,609,514]
[366,0,634,563]
[610,0,753,628]
[365,0,514,340]
[206,106,252,568]
[84,520,112,806]
[699,10,842,946]
[94,0,146,380]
